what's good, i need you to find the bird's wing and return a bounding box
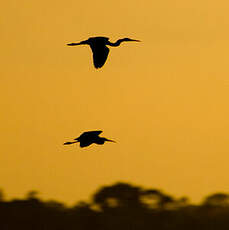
[82,130,103,137]
[90,44,110,69]
[74,130,103,140]
[88,130,103,136]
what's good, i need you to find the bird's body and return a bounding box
[64,130,115,148]
[67,36,140,68]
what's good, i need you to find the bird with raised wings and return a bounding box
[64,130,115,148]
[67,36,140,68]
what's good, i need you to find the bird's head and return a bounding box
[122,38,141,42]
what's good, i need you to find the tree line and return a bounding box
[1,182,229,230]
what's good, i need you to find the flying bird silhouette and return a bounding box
[67,36,140,68]
[64,130,115,148]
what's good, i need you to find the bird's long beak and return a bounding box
[130,39,141,42]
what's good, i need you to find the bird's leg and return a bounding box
[106,139,116,143]
[63,141,78,145]
[67,40,88,46]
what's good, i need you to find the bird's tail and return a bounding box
[63,141,78,145]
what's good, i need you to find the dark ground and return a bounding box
[1,182,229,230]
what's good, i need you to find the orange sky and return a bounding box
[1,0,229,205]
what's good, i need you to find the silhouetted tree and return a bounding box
[93,182,144,211]
[175,196,190,207]
[1,182,229,230]
[44,200,66,210]
[26,190,40,201]
[203,193,229,206]
[0,189,4,201]
[142,189,175,209]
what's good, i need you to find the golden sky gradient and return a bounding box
[1,0,229,204]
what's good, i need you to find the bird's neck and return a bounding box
[107,39,124,47]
